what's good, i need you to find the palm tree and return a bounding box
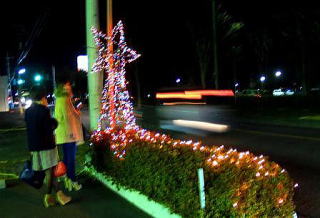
[187,2,243,89]
[248,28,273,78]
[212,0,244,89]
[277,9,320,95]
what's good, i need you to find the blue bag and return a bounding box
[19,160,45,189]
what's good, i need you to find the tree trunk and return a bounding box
[200,61,207,89]
[301,44,307,96]
[232,58,237,87]
[212,0,219,89]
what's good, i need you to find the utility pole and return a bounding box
[106,0,116,128]
[212,0,219,89]
[86,0,103,130]
[6,53,12,99]
[107,0,113,35]
[52,65,56,90]
[18,71,24,115]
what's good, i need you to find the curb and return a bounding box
[0,174,19,189]
[0,179,5,189]
[0,127,26,132]
[84,166,181,218]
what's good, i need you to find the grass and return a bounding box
[0,129,90,180]
[236,107,320,129]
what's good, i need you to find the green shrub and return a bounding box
[90,131,295,217]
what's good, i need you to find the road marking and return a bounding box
[235,129,320,141]
[159,108,198,113]
[0,127,26,132]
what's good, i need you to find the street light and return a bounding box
[17,79,25,85]
[17,69,26,114]
[34,74,43,82]
[18,68,26,75]
[260,76,266,82]
[176,78,181,84]
[275,71,282,77]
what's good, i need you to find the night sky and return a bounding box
[1,0,320,96]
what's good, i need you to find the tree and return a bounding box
[187,2,243,89]
[248,28,273,77]
[276,9,320,95]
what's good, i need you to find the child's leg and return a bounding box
[63,142,77,181]
[46,168,54,194]
[44,167,58,207]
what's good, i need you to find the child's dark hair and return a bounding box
[30,86,47,101]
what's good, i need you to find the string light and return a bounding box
[91,20,295,213]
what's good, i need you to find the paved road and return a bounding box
[137,105,320,168]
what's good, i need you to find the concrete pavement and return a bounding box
[0,178,150,218]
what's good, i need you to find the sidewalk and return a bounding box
[0,110,150,218]
[1,178,150,218]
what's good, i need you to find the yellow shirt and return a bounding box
[54,96,84,145]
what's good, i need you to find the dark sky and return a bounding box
[1,0,320,93]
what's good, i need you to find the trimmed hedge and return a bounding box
[90,132,295,217]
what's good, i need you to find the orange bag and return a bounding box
[54,161,67,177]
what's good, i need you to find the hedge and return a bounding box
[89,129,295,217]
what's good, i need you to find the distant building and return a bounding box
[0,76,9,112]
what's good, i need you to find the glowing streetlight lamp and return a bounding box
[260,76,266,82]
[18,68,26,75]
[235,83,239,87]
[176,78,181,84]
[34,74,43,82]
[17,79,25,85]
[275,71,282,77]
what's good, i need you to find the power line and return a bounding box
[16,10,49,66]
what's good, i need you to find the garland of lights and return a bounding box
[92,21,141,158]
[91,20,296,209]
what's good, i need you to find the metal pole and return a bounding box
[6,53,12,103]
[52,65,56,90]
[107,0,113,35]
[105,0,116,128]
[18,71,23,114]
[197,168,206,211]
[86,0,103,130]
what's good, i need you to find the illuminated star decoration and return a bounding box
[92,21,140,158]
[92,20,140,131]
